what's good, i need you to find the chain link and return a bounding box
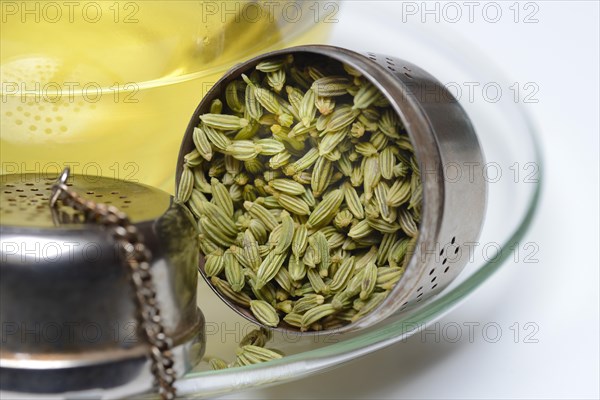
[50,168,177,400]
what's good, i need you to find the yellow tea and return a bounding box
[1,1,335,190]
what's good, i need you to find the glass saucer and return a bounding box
[175,3,543,397]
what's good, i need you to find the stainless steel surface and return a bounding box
[0,172,205,398]
[176,45,487,335]
[1,172,170,228]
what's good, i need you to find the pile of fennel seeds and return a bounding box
[177,54,421,332]
[203,327,284,369]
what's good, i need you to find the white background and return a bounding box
[224,1,600,399]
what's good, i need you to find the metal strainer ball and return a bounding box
[176,45,487,335]
[0,171,205,398]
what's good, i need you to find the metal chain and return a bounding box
[50,168,177,400]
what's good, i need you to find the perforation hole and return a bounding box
[451,236,456,245]
[442,258,447,265]
[444,266,450,273]
[431,284,438,290]
[429,268,435,275]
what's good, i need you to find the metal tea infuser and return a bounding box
[176,45,487,334]
[0,168,204,399]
